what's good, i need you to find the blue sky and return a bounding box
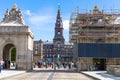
[0,0,120,41]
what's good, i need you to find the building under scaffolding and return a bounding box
[69,5,120,76]
[70,5,120,43]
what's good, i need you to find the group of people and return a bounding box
[62,61,74,69]
[34,62,54,68]
[33,61,75,70]
[0,59,13,73]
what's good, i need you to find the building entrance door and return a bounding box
[93,58,106,70]
[3,44,16,69]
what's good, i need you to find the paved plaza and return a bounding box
[0,69,26,79]
[0,68,120,80]
[0,68,93,80]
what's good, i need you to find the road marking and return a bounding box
[47,72,54,80]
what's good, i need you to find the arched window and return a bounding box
[57,43,60,48]
[58,31,60,35]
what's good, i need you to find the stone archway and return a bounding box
[3,44,16,69]
[0,4,34,71]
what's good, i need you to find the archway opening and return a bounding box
[3,44,16,69]
[10,47,16,69]
[93,58,106,70]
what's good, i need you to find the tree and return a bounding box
[11,47,16,61]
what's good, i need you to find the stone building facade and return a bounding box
[43,41,53,62]
[69,5,120,73]
[42,41,73,63]
[33,40,43,64]
[0,4,34,70]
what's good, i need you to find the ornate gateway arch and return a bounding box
[0,4,34,70]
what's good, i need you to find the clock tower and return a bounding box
[53,5,65,60]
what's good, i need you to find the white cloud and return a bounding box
[63,20,69,30]
[28,15,54,26]
[23,9,55,28]
[24,9,70,30]
[25,10,31,16]
[23,9,70,41]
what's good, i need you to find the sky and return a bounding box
[0,0,120,41]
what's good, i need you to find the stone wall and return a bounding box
[107,65,120,76]
[76,58,93,72]
[0,25,34,70]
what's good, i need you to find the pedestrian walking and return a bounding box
[0,59,4,73]
[68,62,71,69]
[51,63,53,68]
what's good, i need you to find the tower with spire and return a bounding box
[53,5,65,60]
[53,5,65,43]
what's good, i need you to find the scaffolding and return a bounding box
[69,5,120,43]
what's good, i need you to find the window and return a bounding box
[57,43,60,48]
[58,19,60,21]
[64,46,66,48]
[35,51,38,54]
[35,43,38,47]
[50,49,51,52]
[58,31,60,35]
[57,48,60,51]
[66,49,68,52]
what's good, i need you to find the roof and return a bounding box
[43,41,53,45]
[64,42,73,45]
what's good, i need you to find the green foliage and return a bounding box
[93,58,100,63]
[11,48,16,61]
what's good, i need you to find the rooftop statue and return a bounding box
[1,4,25,25]
[91,5,103,14]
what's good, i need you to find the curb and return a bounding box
[80,71,101,80]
